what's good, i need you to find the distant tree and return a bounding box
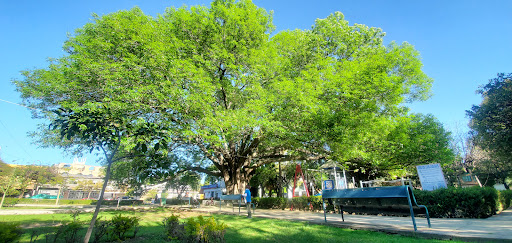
[249,163,279,197]
[15,165,60,198]
[167,171,200,199]
[467,73,512,189]
[381,114,455,176]
[0,162,20,209]
[75,180,101,199]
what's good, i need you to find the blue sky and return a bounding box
[1,0,511,166]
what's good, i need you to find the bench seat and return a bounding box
[322,186,431,231]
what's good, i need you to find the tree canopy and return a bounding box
[467,73,512,188]
[15,0,433,194]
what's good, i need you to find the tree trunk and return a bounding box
[55,186,62,205]
[0,186,9,209]
[222,164,253,194]
[83,160,113,243]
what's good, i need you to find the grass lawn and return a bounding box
[0,208,460,243]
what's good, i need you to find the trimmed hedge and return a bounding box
[499,189,512,210]
[253,187,512,219]
[0,198,143,206]
[414,187,498,218]
[252,197,287,210]
[97,200,143,206]
[1,198,94,206]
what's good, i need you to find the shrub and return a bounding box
[93,217,110,243]
[163,214,226,242]
[109,214,139,241]
[252,197,287,210]
[48,210,84,243]
[185,216,226,243]
[499,190,512,210]
[96,199,143,206]
[1,198,20,207]
[163,214,185,241]
[0,222,23,243]
[414,186,498,218]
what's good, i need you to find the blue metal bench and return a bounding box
[322,185,431,231]
[219,194,255,215]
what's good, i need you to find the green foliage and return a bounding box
[92,217,110,243]
[380,114,455,176]
[467,73,512,187]
[15,0,433,194]
[185,216,226,243]
[97,199,143,206]
[91,214,139,242]
[47,210,84,243]
[109,214,140,241]
[162,214,185,241]
[4,198,94,206]
[499,190,512,210]
[163,215,226,242]
[1,198,20,207]
[252,197,287,210]
[0,222,23,243]
[414,187,498,218]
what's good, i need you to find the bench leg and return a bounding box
[407,194,418,231]
[323,199,327,223]
[339,205,344,222]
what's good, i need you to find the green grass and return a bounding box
[0,209,460,243]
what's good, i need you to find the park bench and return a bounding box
[322,185,431,231]
[219,194,255,216]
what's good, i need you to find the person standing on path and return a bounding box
[244,185,252,218]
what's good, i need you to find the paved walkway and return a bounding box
[192,205,512,242]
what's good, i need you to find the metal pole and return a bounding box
[343,169,348,189]
[333,167,337,189]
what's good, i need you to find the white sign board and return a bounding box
[416,163,447,191]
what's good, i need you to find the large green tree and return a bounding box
[15,1,432,195]
[467,73,512,188]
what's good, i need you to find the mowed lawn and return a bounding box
[0,208,460,243]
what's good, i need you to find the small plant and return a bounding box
[164,215,226,242]
[163,214,185,241]
[29,230,41,243]
[49,210,84,243]
[92,217,110,243]
[0,222,23,243]
[109,214,139,241]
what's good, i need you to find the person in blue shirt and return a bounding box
[244,185,252,218]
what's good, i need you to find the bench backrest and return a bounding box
[220,194,242,201]
[322,185,410,199]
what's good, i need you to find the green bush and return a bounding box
[1,198,20,207]
[0,222,23,243]
[185,216,226,243]
[5,198,94,205]
[282,187,505,218]
[109,214,139,241]
[414,186,498,218]
[252,197,287,210]
[47,210,84,243]
[92,214,139,242]
[96,199,143,206]
[499,190,512,210]
[163,214,185,241]
[163,214,226,242]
